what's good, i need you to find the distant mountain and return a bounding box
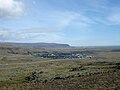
[0,42,71,49]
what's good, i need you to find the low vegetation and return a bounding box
[0,46,120,90]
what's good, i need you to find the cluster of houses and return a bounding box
[34,52,94,59]
[9,50,94,59]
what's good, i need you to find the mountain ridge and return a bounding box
[0,42,71,49]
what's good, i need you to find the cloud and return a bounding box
[23,27,58,33]
[0,27,65,43]
[108,13,120,25]
[39,11,80,28]
[38,11,95,31]
[0,28,21,41]
[0,10,96,43]
[84,1,120,26]
[0,0,25,19]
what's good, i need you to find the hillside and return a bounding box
[0,42,71,49]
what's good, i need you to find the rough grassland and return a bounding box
[0,47,120,90]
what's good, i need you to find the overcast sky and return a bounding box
[0,0,120,46]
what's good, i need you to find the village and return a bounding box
[32,52,94,59]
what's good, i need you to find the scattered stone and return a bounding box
[25,71,44,82]
[54,75,71,80]
[43,79,47,83]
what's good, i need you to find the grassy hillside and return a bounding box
[0,46,120,90]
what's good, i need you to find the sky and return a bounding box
[0,0,120,46]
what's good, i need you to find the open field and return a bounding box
[0,46,120,90]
